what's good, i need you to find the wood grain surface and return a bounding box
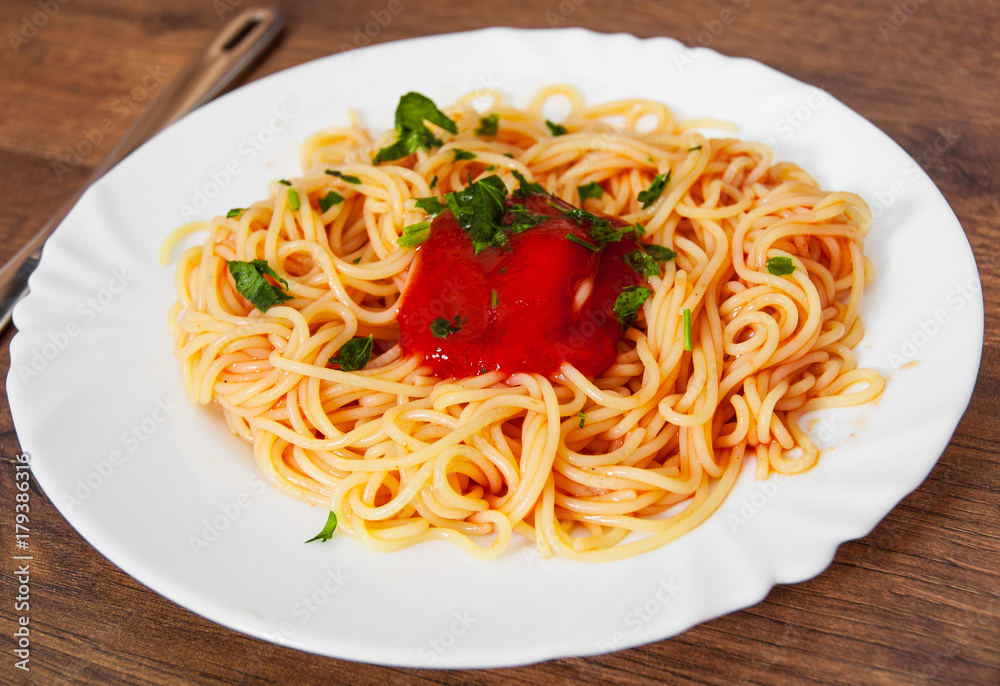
[1,0,998,683]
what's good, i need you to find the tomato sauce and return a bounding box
[397,193,645,378]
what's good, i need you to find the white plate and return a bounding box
[8,28,983,668]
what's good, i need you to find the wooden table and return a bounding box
[1,1,997,683]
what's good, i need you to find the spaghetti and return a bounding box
[166,86,884,561]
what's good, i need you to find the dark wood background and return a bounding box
[1,0,997,683]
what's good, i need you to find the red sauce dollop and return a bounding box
[397,193,645,378]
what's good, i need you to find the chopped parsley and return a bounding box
[637,170,672,209]
[613,286,652,331]
[286,187,301,211]
[634,222,647,236]
[585,222,634,246]
[444,175,509,254]
[490,289,499,308]
[545,119,568,136]
[406,173,625,258]
[278,179,291,186]
[304,511,338,543]
[452,148,477,161]
[226,208,245,218]
[329,335,373,371]
[414,196,447,216]
[554,203,610,230]
[512,169,547,198]
[498,267,507,274]
[397,220,431,248]
[475,113,499,136]
[643,244,677,261]
[577,412,587,428]
[227,259,292,312]
[578,181,603,201]
[429,175,438,189]
[683,309,692,351]
[325,170,362,184]
[318,190,344,212]
[431,315,465,338]
[553,201,597,223]
[687,145,703,152]
[566,234,599,252]
[625,243,678,277]
[554,202,634,247]
[504,204,548,234]
[766,256,796,276]
[624,250,659,278]
[374,92,458,164]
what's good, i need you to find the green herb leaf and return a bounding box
[444,175,509,254]
[511,169,547,198]
[304,511,338,543]
[613,286,652,331]
[329,334,373,371]
[227,259,292,312]
[287,187,301,211]
[624,243,677,278]
[588,223,635,247]
[278,179,292,186]
[577,181,603,201]
[429,175,438,189]
[226,208,246,218]
[325,170,362,184]
[546,119,568,136]
[634,222,646,236]
[588,221,633,246]
[318,190,344,212]
[555,202,633,247]
[415,196,447,216]
[578,412,587,428]
[687,145,703,152]
[504,205,548,234]
[555,203,611,231]
[431,315,464,338]
[373,139,415,165]
[374,92,458,164]
[683,308,693,351]
[624,250,659,278]
[566,234,600,252]
[453,148,477,161]
[549,200,611,227]
[642,244,677,261]
[398,220,431,248]
[637,170,672,209]
[490,289,499,308]
[766,256,796,276]
[475,113,499,136]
